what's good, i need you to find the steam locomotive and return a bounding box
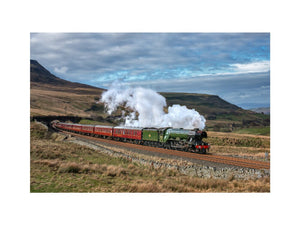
[52,122,210,154]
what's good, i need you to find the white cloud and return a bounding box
[231,60,270,73]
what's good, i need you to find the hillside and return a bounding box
[160,92,269,132]
[30,60,270,132]
[31,60,104,94]
[160,92,241,118]
[30,60,105,117]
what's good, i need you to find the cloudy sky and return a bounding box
[30,33,270,109]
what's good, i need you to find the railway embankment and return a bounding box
[66,133,270,180]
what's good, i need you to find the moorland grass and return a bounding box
[30,122,270,192]
[233,126,270,136]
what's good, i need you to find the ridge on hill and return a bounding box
[160,92,241,118]
[30,60,105,117]
[160,92,269,132]
[30,60,270,132]
[30,59,104,95]
[31,59,64,84]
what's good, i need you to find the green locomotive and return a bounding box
[142,127,209,153]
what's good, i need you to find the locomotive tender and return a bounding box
[53,122,210,154]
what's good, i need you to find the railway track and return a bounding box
[59,130,270,170]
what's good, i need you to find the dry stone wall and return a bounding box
[67,136,270,180]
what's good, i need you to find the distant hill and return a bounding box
[160,92,270,131]
[30,60,105,117]
[30,60,104,94]
[250,107,270,115]
[30,60,270,131]
[160,92,241,118]
[31,59,64,84]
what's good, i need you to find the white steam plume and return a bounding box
[100,85,206,130]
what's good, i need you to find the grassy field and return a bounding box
[30,122,270,192]
[232,126,270,136]
[30,80,106,117]
[207,131,270,160]
[78,118,115,126]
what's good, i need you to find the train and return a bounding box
[52,121,210,154]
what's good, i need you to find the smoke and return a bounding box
[100,84,206,130]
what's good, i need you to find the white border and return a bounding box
[1,0,300,224]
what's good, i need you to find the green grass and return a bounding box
[207,136,269,148]
[79,119,115,126]
[79,119,103,125]
[233,126,270,136]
